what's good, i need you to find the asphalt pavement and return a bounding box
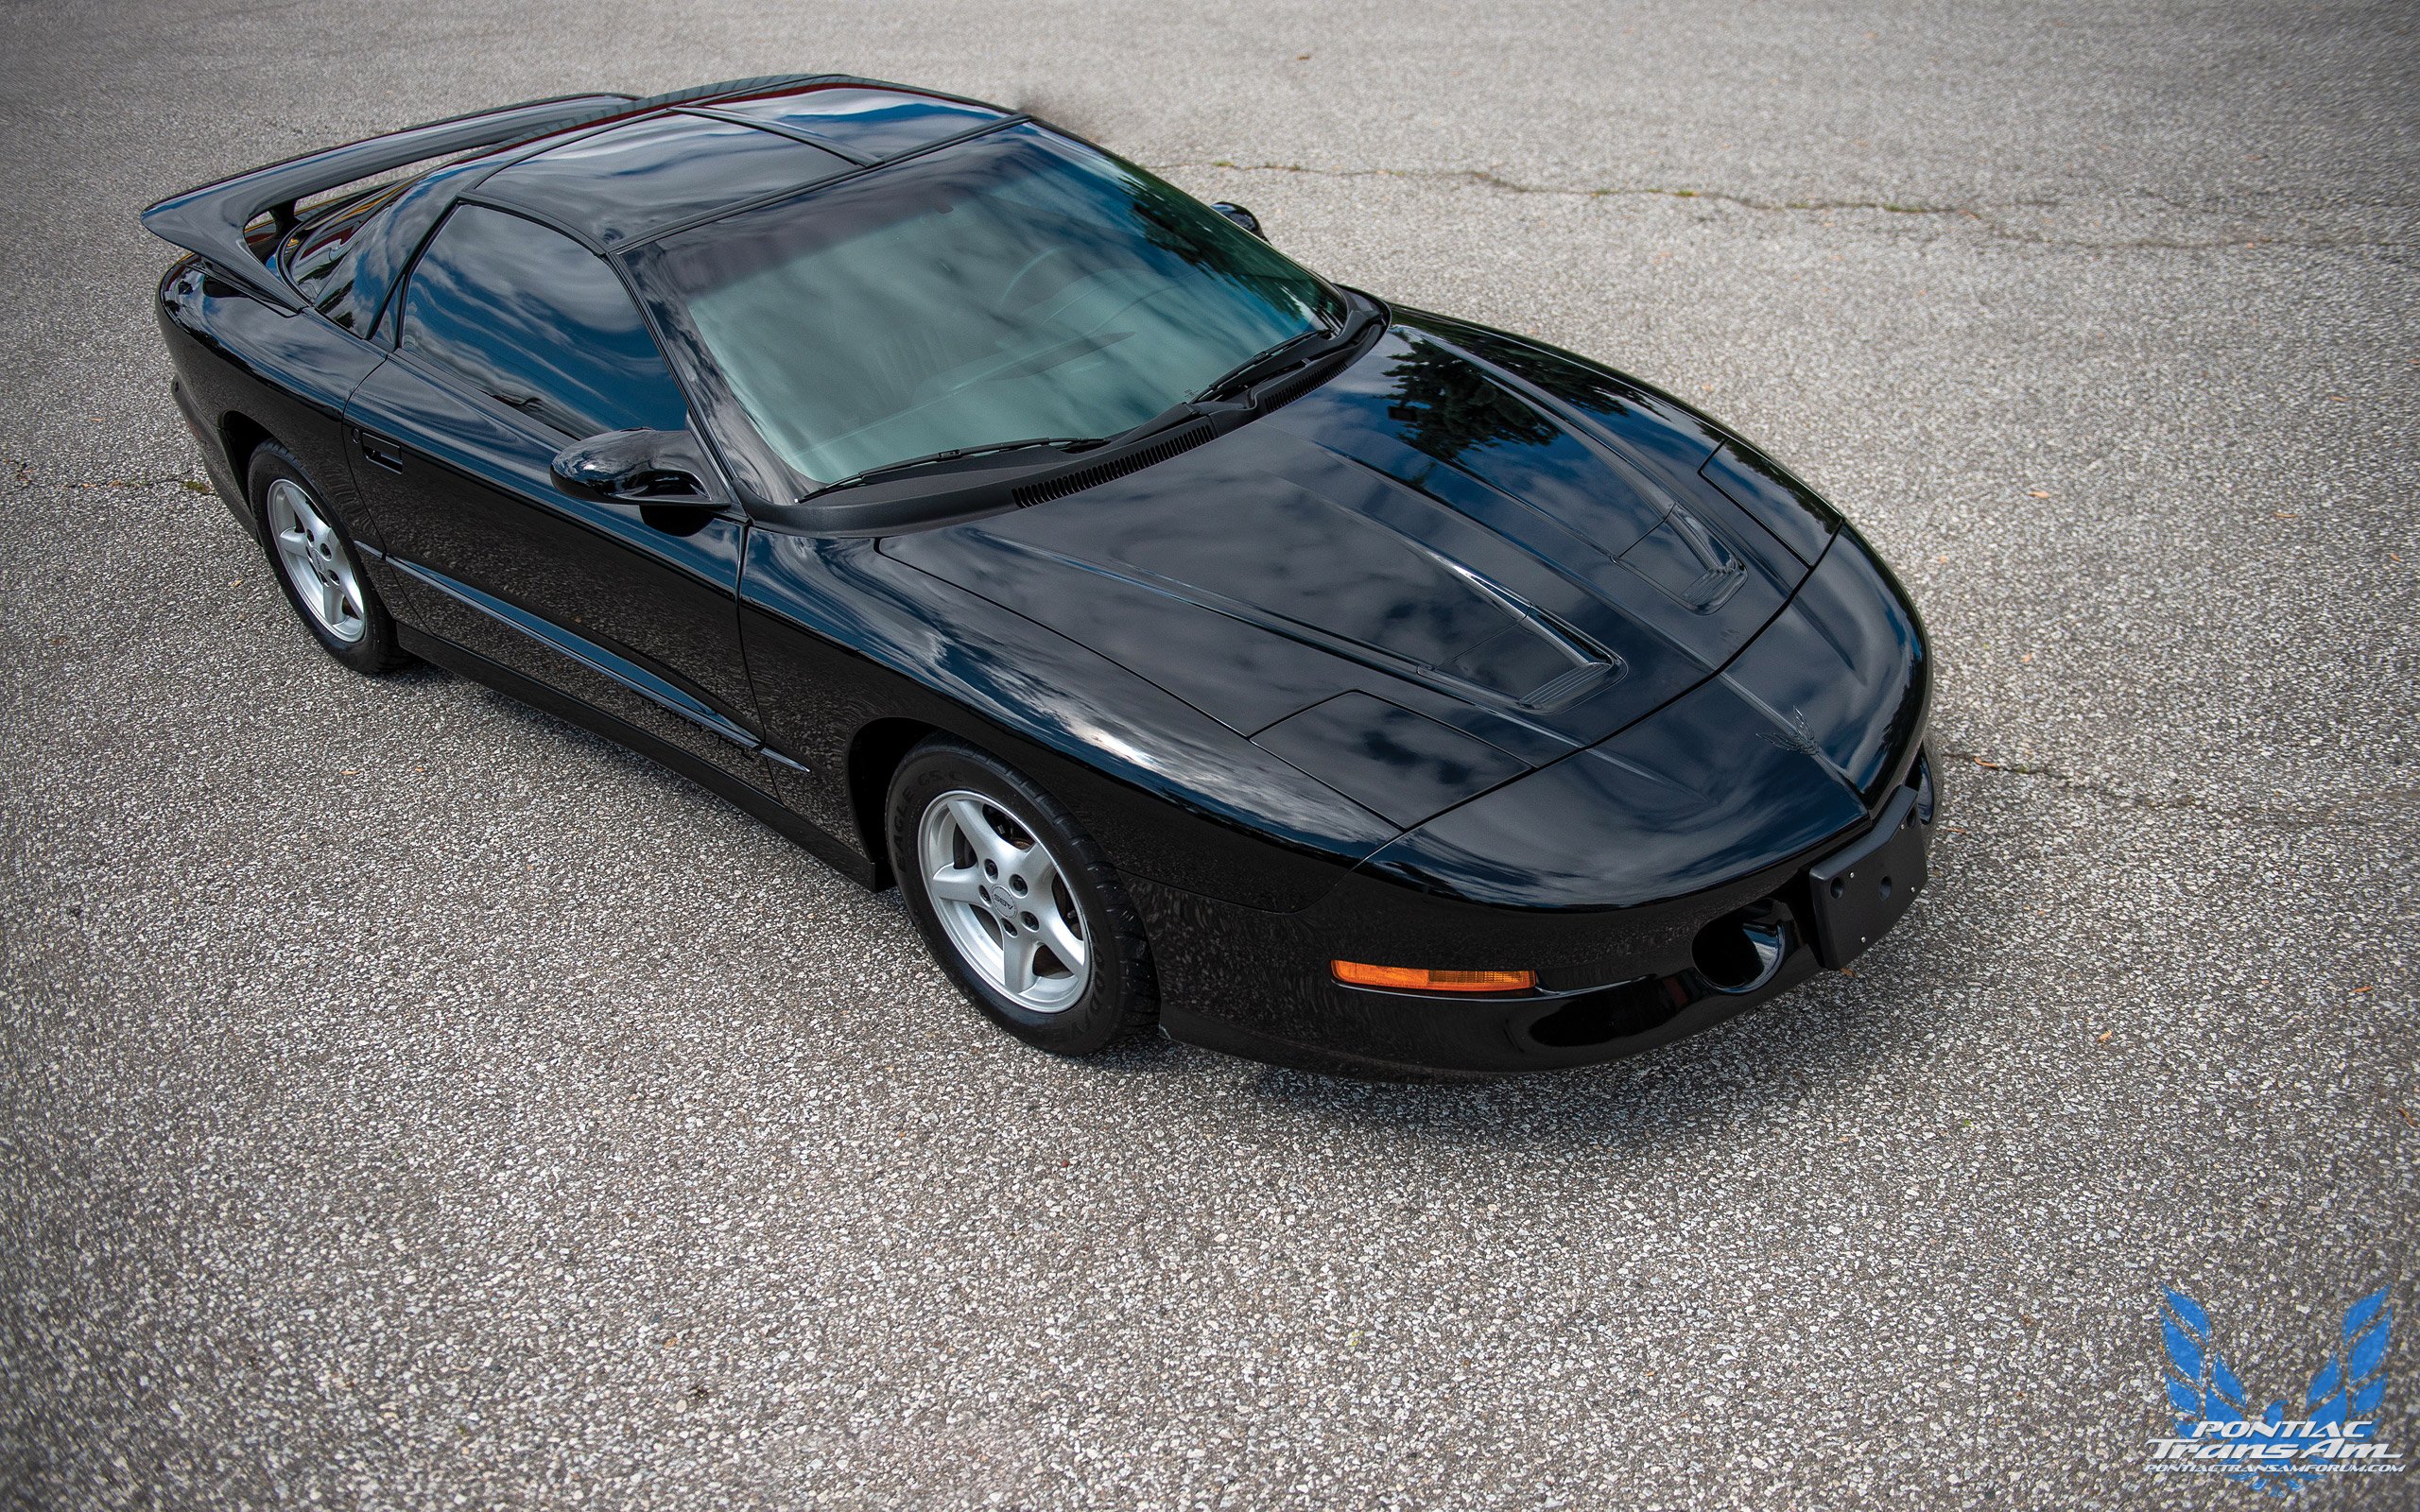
[2,2,2414,1507]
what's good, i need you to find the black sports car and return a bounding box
[142,75,1933,1078]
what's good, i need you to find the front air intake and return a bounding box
[1011,422,1215,507]
[1691,905,1790,994]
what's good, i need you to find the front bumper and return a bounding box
[1132,744,1935,1079]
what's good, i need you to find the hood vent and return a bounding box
[1013,421,1216,507]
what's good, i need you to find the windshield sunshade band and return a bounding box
[629,124,1349,496]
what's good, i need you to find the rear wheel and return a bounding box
[249,443,406,674]
[888,738,1155,1056]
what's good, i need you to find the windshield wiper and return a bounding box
[1068,308,1383,460]
[1193,304,1385,407]
[808,436,1090,496]
[1190,329,1326,406]
[806,308,1382,500]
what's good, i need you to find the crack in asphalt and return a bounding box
[9,466,209,493]
[1153,161,2419,251]
[1942,747,2419,832]
[76,476,211,492]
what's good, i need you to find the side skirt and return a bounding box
[396,623,882,889]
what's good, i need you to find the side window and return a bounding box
[399,205,689,439]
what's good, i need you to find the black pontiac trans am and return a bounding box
[141,75,1934,1078]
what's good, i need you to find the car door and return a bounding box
[343,203,768,788]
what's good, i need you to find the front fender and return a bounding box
[739,530,1402,909]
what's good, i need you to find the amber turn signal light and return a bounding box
[1330,961,1538,993]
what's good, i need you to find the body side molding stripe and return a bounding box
[390,558,760,750]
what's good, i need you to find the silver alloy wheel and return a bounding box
[265,476,367,644]
[917,788,1092,1014]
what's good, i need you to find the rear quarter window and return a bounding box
[284,183,409,329]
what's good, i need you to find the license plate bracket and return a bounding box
[1806,785,1929,969]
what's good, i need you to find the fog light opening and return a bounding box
[1692,908,1789,995]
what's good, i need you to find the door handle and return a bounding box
[353,429,405,473]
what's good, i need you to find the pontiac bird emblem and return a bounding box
[1757,706,1826,760]
[2148,1284,2402,1491]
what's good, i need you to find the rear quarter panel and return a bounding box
[154,262,392,550]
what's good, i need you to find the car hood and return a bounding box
[883,313,1896,834]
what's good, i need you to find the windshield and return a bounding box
[640,124,1346,485]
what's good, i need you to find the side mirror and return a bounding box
[1211,201,1265,240]
[551,428,716,502]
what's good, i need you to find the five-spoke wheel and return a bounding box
[889,738,1154,1055]
[918,789,1092,1014]
[265,475,367,644]
[246,442,406,674]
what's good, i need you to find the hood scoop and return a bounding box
[881,317,1809,764]
[957,475,1622,719]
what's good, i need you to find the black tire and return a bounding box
[247,442,407,674]
[887,737,1156,1056]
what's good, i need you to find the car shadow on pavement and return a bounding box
[1210,970,1930,1158]
[428,662,1940,1160]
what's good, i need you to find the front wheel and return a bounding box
[887,738,1155,1056]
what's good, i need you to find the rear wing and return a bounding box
[138,92,637,311]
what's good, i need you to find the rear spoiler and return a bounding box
[138,92,638,311]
